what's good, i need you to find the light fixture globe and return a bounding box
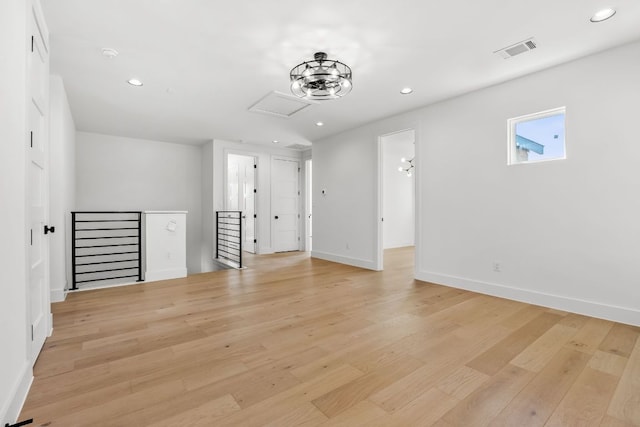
[290,52,352,100]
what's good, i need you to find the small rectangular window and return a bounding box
[508,107,566,165]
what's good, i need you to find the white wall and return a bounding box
[49,75,76,302]
[382,130,415,249]
[0,1,32,423]
[313,113,418,270]
[76,132,203,274]
[200,141,214,272]
[313,40,640,326]
[416,40,640,326]
[212,139,302,254]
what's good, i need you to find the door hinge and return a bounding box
[30,131,33,148]
[253,239,257,243]
[253,189,257,193]
[30,229,33,245]
[31,35,34,53]
[30,324,34,341]
[253,214,257,218]
[254,164,257,169]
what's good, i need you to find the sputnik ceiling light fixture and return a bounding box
[290,52,352,100]
[398,157,415,177]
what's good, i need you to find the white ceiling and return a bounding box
[42,0,640,147]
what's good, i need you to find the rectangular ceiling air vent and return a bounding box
[495,38,537,59]
[248,91,313,118]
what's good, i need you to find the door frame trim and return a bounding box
[304,158,312,252]
[376,126,420,272]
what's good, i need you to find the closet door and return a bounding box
[272,158,300,252]
[27,1,51,363]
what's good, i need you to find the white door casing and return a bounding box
[243,158,256,253]
[377,127,418,272]
[305,159,312,251]
[28,4,50,363]
[272,158,300,252]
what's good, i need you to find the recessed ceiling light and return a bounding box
[315,121,324,127]
[590,8,616,22]
[101,48,118,59]
[272,140,279,144]
[400,87,413,95]
[127,78,143,87]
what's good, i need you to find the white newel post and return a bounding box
[143,211,188,281]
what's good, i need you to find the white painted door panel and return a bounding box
[305,159,312,251]
[28,9,49,363]
[272,158,299,252]
[243,160,256,253]
[227,154,257,254]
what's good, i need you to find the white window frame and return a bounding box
[508,106,566,165]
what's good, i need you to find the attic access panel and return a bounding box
[248,91,313,118]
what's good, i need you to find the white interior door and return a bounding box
[242,159,256,253]
[305,159,312,251]
[272,158,300,252]
[28,11,50,362]
[227,161,239,210]
[227,154,256,253]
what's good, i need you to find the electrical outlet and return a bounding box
[492,262,501,272]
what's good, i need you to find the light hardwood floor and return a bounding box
[22,248,640,426]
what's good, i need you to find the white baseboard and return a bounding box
[416,270,640,327]
[384,242,415,249]
[50,288,66,303]
[144,268,187,282]
[0,361,32,426]
[311,250,377,271]
[48,312,54,337]
[258,246,275,255]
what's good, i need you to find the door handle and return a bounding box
[274,216,279,219]
[44,225,55,234]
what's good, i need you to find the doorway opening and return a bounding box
[226,153,257,255]
[378,129,416,271]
